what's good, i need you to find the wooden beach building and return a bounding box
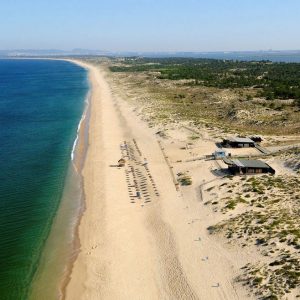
[223,158,275,175]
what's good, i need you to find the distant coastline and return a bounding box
[1,49,300,63]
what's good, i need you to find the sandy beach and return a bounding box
[61,59,261,300]
[3,1,300,299]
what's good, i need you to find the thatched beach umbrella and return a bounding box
[118,158,126,167]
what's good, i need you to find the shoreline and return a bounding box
[29,58,91,300]
[59,59,92,299]
[63,60,108,299]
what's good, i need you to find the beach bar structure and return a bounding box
[222,137,255,148]
[223,158,275,175]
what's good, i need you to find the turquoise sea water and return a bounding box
[0,59,88,300]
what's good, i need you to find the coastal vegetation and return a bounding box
[107,57,300,135]
[281,147,300,174]
[91,56,300,299]
[110,57,300,106]
[206,174,300,298]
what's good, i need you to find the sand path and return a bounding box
[64,61,249,300]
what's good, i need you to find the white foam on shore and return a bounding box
[71,91,91,162]
[29,61,91,300]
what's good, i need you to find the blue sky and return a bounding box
[1,0,299,51]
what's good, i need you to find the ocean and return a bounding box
[190,52,300,63]
[139,51,300,63]
[0,59,88,300]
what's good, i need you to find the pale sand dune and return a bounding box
[64,60,253,299]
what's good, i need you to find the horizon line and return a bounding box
[1,49,300,53]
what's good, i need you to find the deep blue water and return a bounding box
[0,59,88,300]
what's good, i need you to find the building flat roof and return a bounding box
[228,137,255,144]
[223,158,271,169]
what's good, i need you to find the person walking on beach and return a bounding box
[143,158,148,167]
